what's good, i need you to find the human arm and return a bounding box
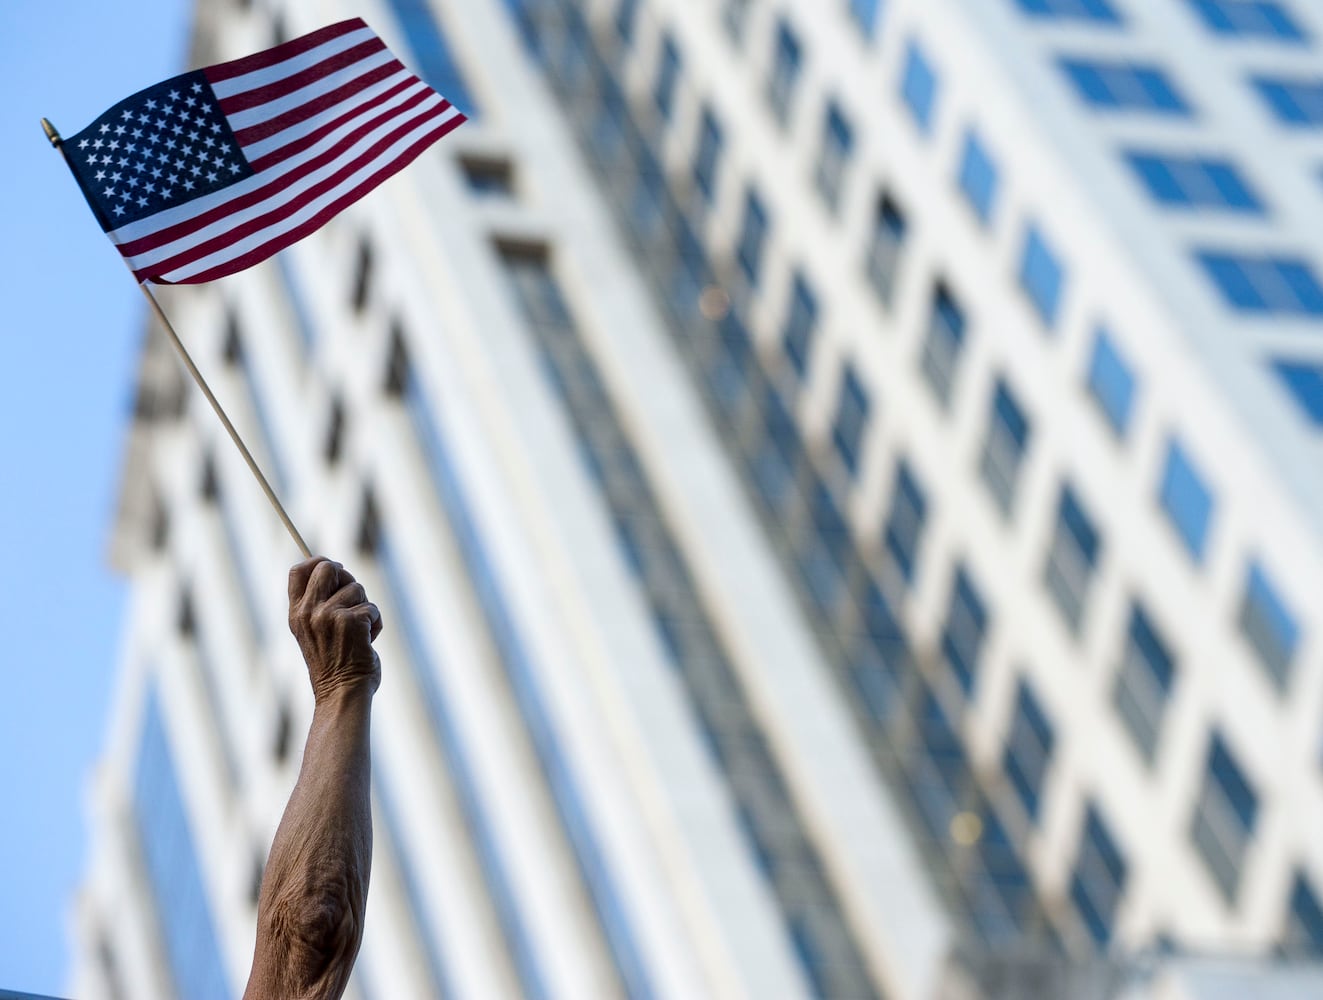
[243,557,383,1000]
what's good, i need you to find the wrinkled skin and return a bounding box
[243,557,383,1000]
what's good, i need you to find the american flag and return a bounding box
[63,18,467,284]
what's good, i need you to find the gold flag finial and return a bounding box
[40,118,62,148]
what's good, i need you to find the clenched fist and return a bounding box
[288,556,383,702]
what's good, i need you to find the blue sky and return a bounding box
[0,1,190,993]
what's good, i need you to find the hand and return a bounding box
[288,556,383,702]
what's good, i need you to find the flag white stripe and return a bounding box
[207,26,377,100]
[109,75,429,247]
[238,67,415,159]
[157,105,460,281]
[123,94,450,270]
[224,47,397,132]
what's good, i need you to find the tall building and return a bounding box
[71,0,1323,998]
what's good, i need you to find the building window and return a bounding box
[1012,0,1121,21]
[1019,224,1065,328]
[942,564,988,694]
[1003,678,1054,821]
[815,100,854,212]
[1070,805,1127,948]
[134,687,234,1000]
[1273,360,1323,426]
[1197,251,1323,315]
[324,395,346,466]
[884,457,928,585]
[920,282,967,408]
[1058,57,1192,115]
[692,105,724,205]
[900,39,939,134]
[866,192,907,306]
[850,0,883,36]
[351,237,374,314]
[654,33,681,120]
[1252,75,1323,126]
[1238,561,1300,689]
[382,0,477,116]
[722,0,752,43]
[736,186,769,287]
[1158,440,1215,563]
[1112,602,1177,762]
[460,156,515,196]
[615,0,639,44]
[979,378,1032,516]
[1123,151,1263,212]
[767,19,803,124]
[1044,483,1102,634]
[957,129,999,225]
[1191,732,1258,903]
[1086,329,1136,437]
[1181,0,1307,41]
[782,271,819,380]
[831,363,872,478]
[1283,872,1323,956]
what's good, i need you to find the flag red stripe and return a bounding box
[116,90,447,259]
[132,103,457,275]
[145,113,466,284]
[230,59,405,147]
[246,77,424,173]
[217,38,387,115]
[204,18,367,84]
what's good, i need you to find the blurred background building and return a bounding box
[69,0,1323,997]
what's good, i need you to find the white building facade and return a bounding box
[71,0,1323,998]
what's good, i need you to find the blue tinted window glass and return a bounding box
[994,382,1029,448]
[1273,360,1323,426]
[832,363,872,476]
[1239,560,1300,685]
[1061,486,1100,566]
[1013,0,1121,22]
[884,457,928,584]
[1020,225,1065,327]
[1253,76,1323,126]
[615,0,640,43]
[1058,58,1191,114]
[1087,329,1136,436]
[655,34,681,119]
[134,688,233,1000]
[901,40,939,134]
[783,272,819,378]
[1124,151,1263,212]
[1287,874,1323,955]
[850,0,882,36]
[692,106,723,202]
[958,129,999,223]
[981,378,1032,514]
[1070,805,1127,947]
[1210,734,1258,830]
[1183,0,1307,41]
[383,0,477,116]
[816,100,854,210]
[1004,679,1055,820]
[737,187,769,286]
[1198,251,1323,316]
[1113,601,1178,760]
[1130,604,1176,693]
[767,20,802,122]
[942,565,988,693]
[1159,440,1215,563]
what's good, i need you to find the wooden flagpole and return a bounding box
[42,117,313,559]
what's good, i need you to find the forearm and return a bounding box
[245,685,374,1000]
